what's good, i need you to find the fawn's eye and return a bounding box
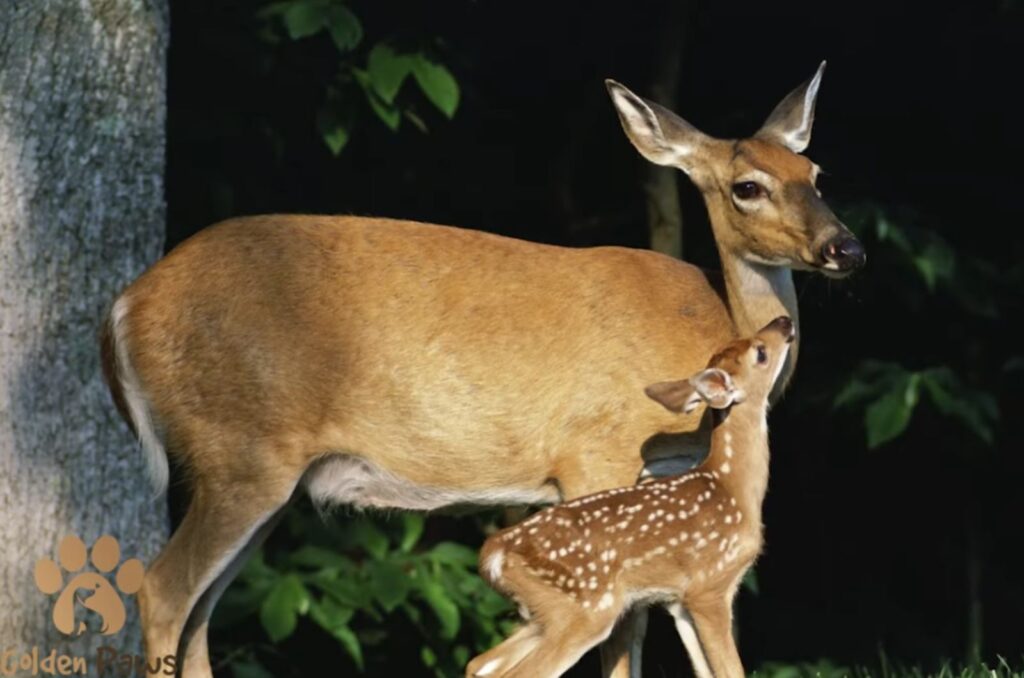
[756,346,768,364]
[732,181,763,200]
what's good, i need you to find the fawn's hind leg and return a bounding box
[667,602,712,678]
[500,609,617,678]
[465,624,541,677]
[687,594,744,678]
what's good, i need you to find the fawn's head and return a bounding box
[644,316,796,416]
[607,63,865,277]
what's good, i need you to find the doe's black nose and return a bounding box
[821,236,866,271]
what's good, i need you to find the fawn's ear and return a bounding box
[645,368,738,413]
[691,368,742,409]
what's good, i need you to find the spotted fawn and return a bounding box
[467,316,796,678]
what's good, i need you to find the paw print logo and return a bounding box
[33,534,144,636]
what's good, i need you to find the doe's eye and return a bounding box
[756,346,768,364]
[732,181,763,200]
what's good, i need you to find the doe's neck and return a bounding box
[719,253,799,401]
[704,198,800,399]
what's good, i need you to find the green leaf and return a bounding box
[864,374,919,449]
[476,588,513,617]
[321,124,349,154]
[321,120,350,155]
[256,2,291,19]
[368,560,411,611]
[288,545,356,570]
[742,568,759,595]
[332,624,364,670]
[402,601,423,624]
[833,377,878,409]
[311,573,372,609]
[411,55,460,118]
[351,520,390,560]
[212,582,268,629]
[367,43,413,104]
[283,0,328,39]
[399,513,425,553]
[874,213,912,252]
[417,579,461,638]
[309,596,355,629]
[310,598,363,669]
[912,239,955,291]
[421,645,437,668]
[367,95,401,131]
[325,4,362,52]
[259,574,310,642]
[428,541,479,568]
[236,548,277,586]
[231,659,275,678]
[919,369,999,445]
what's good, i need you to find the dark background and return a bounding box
[165,0,1022,675]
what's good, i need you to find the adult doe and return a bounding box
[101,63,861,677]
[468,317,795,678]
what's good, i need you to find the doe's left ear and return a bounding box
[755,61,826,154]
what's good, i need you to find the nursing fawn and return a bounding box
[468,316,796,678]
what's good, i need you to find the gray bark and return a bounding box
[0,0,169,657]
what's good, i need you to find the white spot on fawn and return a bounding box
[484,550,504,580]
[476,658,502,676]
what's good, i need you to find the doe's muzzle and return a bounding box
[821,235,866,272]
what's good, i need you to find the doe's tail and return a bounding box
[100,296,169,495]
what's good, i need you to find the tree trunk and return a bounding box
[644,0,688,259]
[0,0,169,658]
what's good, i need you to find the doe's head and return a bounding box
[606,62,865,277]
[645,316,795,415]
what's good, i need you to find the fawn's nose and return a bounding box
[821,236,866,272]
[765,316,795,342]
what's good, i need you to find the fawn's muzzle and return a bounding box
[821,236,866,272]
[764,316,796,342]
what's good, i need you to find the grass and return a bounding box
[751,657,1024,678]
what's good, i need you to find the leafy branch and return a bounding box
[213,510,514,677]
[834,361,999,449]
[259,0,461,155]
